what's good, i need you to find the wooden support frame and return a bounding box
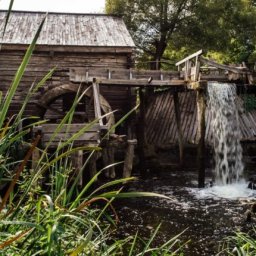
[137,87,146,175]
[69,68,183,87]
[92,78,103,127]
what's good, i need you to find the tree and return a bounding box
[106,0,256,68]
[106,0,198,69]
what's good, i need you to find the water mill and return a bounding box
[1,6,256,255]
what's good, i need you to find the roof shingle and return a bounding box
[0,11,135,47]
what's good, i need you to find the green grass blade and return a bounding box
[69,168,104,210]
[105,104,139,137]
[128,231,139,256]
[14,67,55,124]
[1,221,44,231]
[138,224,161,256]
[96,191,172,200]
[0,91,2,106]
[89,175,135,197]
[69,228,93,256]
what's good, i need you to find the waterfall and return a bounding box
[207,82,244,185]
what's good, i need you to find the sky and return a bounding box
[0,0,106,13]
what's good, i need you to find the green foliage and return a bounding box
[220,228,256,255]
[242,94,256,112]
[106,0,256,68]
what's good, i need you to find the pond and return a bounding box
[115,169,256,255]
[113,82,256,255]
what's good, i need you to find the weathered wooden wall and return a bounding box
[0,48,134,120]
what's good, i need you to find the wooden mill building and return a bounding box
[0,10,136,125]
[1,11,256,186]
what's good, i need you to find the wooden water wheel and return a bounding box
[33,83,116,181]
[36,83,115,129]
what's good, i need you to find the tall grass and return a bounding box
[219,229,256,256]
[0,7,186,256]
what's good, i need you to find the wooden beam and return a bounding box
[69,68,182,87]
[92,78,103,126]
[137,88,146,175]
[70,76,185,87]
[33,123,102,147]
[1,44,135,54]
[102,142,116,178]
[197,89,206,188]
[176,50,203,67]
[34,123,101,133]
[200,57,249,74]
[98,79,185,87]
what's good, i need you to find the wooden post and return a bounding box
[71,150,83,186]
[107,144,116,178]
[173,91,184,166]
[127,85,135,140]
[89,151,99,179]
[137,88,146,176]
[123,139,137,178]
[102,141,116,179]
[196,86,206,188]
[92,78,103,126]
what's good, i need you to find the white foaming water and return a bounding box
[208,82,244,186]
[195,183,256,200]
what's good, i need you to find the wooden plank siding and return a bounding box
[145,91,256,146]
[0,50,133,120]
[0,11,136,121]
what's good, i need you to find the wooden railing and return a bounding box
[175,49,203,82]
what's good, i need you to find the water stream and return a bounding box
[201,82,252,199]
[208,82,244,186]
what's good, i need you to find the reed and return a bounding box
[220,229,256,256]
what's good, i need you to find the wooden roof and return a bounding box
[0,11,135,48]
[146,91,256,146]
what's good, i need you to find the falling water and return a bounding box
[207,82,244,186]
